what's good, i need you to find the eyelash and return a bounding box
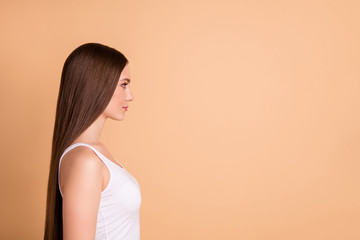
[121,83,128,88]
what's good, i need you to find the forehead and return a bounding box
[119,64,131,80]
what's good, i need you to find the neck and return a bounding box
[72,115,107,145]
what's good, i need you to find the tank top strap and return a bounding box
[59,142,108,164]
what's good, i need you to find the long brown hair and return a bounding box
[44,43,128,239]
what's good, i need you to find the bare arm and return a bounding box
[59,148,103,240]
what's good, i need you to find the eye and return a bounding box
[121,82,128,88]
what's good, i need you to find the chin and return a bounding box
[101,109,124,121]
[107,113,125,121]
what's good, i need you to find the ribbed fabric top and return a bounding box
[58,142,141,240]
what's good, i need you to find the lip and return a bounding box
[122,106,128,111]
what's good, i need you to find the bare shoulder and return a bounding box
[59,146,104,195]
[60,146,103,174]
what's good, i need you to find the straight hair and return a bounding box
[44,43,128,240]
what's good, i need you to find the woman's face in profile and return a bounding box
[102,63,134,121]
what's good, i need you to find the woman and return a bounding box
[44,43,142,240]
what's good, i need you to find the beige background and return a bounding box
[0,0,359,239]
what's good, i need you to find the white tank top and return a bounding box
[58,142,142,240]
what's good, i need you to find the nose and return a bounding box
[126,87,134,101]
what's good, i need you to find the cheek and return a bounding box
[105,87,125,112]
[104,98,122,119]
[108,92,124,110]
[109,97,120,110]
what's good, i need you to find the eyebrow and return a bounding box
[121,78,131,83]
